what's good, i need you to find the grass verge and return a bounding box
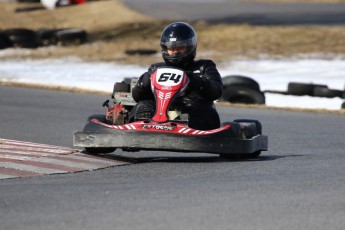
[1,1,345,66]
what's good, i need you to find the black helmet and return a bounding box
[160,22,197,67]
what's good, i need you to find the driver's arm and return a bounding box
[188,60,223,101]
[132,70,154,102]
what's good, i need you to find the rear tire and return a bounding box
[233,119,262,136]
[251,151,262,158]
[219,120,263,158]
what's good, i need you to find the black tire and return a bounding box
[341,102,345,109]
[84,147,116,154]
[251,151,262,158]
[0,32,12,49]
[36,28,59,46]
[313,86,343,98]
[17,0,40,2]
[222,75,261,91]
[134,101,155,120]
[221,86,265,104]
[15,6,45,12]
[233,119,263,136]
[222,119,263,158]
[287,82,313,96]
[287,82,327,96]
[2,28,39,48]
[125,49,157,55]
[55,28,88,46]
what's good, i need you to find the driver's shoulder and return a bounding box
[149,62,167,71]
[193,59,217,66]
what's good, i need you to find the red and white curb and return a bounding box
[0,138,129,179]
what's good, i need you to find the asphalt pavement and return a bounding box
[1,1,345,229]
[0,86,344,230]
[123,0,345,25]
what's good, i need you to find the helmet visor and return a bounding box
[161,37,196,58]
[161,36,196,49]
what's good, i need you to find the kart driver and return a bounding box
[130,22,223,130]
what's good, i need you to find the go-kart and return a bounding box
[73,67,268,158]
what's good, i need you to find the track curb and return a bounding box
[0,138,130,179]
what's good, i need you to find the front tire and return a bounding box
[84,147,116,154]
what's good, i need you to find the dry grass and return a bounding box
[1,0,345,67]
[1,1,344,113]
[0,0,152,30]
[196,23,345,62]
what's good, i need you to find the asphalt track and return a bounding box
[123,0,345,25]
[1,86,344,230]
[1,1,345,229]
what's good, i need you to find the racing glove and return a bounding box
[187,72,204,92]
[137,73,151,88]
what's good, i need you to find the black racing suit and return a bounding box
[131,59,223,130]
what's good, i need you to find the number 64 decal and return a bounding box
[158,73,182,83]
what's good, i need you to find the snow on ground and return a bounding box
[0,56,344,110]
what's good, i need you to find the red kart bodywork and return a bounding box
[91,118,232,136]
[73,67,268,156]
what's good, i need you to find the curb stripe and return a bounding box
[1,139,73,150]
[0,167,42,177]
[62,153,112,162]
[0,151,46,158]
[0,162,67,174]
[0,146,75,154]
[29,157,105,170]
[0,138,130,179]
[0,158,85,172]
[50,154,115,166]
